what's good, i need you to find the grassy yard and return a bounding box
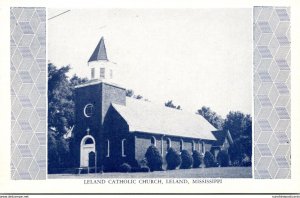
[48,167,252,179]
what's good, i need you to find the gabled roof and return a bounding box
[212,130,234,146]
[88,37,108,62]
[112,97,217,140]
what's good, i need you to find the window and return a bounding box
[122,139,127,157]
[192,141,195,151]
[91,68,95,79]
[151,136,156,146]
[106,139,110,157]
[100,68,105,79]
[83,104,94,117]
[166,138,171,150]
[84,138,94,145]
[180,139,184,152]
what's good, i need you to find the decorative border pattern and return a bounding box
[9,6,291,180]
[10,7,46,180]
[253,6,291,179]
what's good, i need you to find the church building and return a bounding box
[71,37,231,171]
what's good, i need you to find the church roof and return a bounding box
[211,130,234,146]
[88,37,108,62]
[112,97,217,141]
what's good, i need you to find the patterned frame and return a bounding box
[10,7,291,179]
[10,7,46,180]
[253,6,291,179]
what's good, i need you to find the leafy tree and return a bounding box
[126,89,134,97]
[197,106,224,130]
[165,100,181,110]
[223,111,252,164]
[48,63,87,173]
[192,150,202,168]
[126,89,144,100]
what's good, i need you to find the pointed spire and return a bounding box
[88,37,108,62]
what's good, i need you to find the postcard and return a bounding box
[0,0,299,195]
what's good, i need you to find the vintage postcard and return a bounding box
[0,0,300,195]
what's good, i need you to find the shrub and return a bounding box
[217,150,230,167]
[140,166,150,172]
[204,151,215,168]
[180,150,193,169]
[119,163,131,173]
[192,150,202,168]
[145,145,163,171]
[166,148,181,170]
[241,154,252,167]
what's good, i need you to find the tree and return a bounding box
[48,63,87,172]
[165,100,181,110]
[126,89,144,100]
[197,106,224,130]
[223,111,252,164]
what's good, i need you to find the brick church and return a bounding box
[71,37,232,171]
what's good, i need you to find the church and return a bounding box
[71,37,232,172]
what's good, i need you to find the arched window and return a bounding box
[180,139,184,152]
[166,138,171,150]
[122,139,127,157]
[106,139,110,157]
[84,138,94,145]
[151,136,156,146]
[192,141,195,151]
[202,141,205,154]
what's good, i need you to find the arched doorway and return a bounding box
[80,135,96,167]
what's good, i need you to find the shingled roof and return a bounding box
[112,97,217,141]
[88,37,108,62]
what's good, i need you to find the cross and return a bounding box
[87,127,90,135]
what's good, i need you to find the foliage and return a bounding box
[119,163,132,173]
[197,106,224,130]
[145,145,163,171]
[223,111,252,164]
[192,150,202,168]
[48,63,88,173]
[166,148,181,170]
[241,154,252,167]
[204,151,215,168]
[126,89,143,100]
[180,150,193,169]
[165,100,181,110]
[217,150,230,167]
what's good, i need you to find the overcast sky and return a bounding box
[48,9,252,117]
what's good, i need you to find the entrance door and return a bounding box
[80,135,96,167]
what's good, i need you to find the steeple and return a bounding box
[87,37,115,82]
[88,37,108,62]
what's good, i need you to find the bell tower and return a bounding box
[88,37,115,82]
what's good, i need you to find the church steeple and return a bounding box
[88,37,108,62]
[88,37,115,82]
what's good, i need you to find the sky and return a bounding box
[48,9,252,118]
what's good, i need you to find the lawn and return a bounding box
[48,167,252,179]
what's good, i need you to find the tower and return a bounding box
[72,36,126,169]
[88,37,115,82]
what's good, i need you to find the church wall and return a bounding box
[133,132,214,166]
[72,83,102,168]
[101,83,126,124]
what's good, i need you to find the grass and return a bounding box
[48,166,252,179]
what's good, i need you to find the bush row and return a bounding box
[117,146,232,173]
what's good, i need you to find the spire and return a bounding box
[88,37,108,62]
